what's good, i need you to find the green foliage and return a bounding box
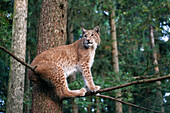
[0,59,9,111]
[65,0,170,112]
[26,0,41,60]
[23,87,32,110]
[0,1,13,111]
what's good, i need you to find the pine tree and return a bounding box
[6,0,28,112]
[31,0,68,112]
[110,8,123,113]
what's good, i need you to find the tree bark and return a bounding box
[149,26,165,113]
[31,0,68,112]
[6,0,28,112]
[110,9,123,113]
[36,0,67,55]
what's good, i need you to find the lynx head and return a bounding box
[82,26,100,49]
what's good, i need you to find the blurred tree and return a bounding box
[149,25,164,112]
[67,7,78,113]
[116,0,170,112]
[6,0,28,113]
[109,4,123,113]
[24,0,40,112]
[24,46,31,113]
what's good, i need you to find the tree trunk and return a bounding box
[31,0,68,112]
[6,0,28,112]
[110,9,123,113]
[149,26,165,113]
[36,0,68,55]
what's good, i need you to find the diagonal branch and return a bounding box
[0,46,37,74]
[97,94,163,113]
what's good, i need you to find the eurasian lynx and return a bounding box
[28,26,101,98]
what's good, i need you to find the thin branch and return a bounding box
[85,75,170,96]
[99,75,170,92]
[134,74,157,79]
[97,95,163,113]
[0,46,37,74]
[0,39,8,49]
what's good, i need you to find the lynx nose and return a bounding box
[87,40,92,44]
[87,40,90,43]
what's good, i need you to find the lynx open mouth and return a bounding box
[84,43,93,49]
[87,42,93,44]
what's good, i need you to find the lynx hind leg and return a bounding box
[36,63,86,98]
[56,73,87,98]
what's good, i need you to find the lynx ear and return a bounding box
[94,26,100,35]
[81,27,86,35]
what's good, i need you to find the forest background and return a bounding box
[0,0,170,113]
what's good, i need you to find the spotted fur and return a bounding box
[28,26,101,98]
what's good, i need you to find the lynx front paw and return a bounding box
[87,85,101,92]
[79,88,87,96]
[94,86,101,92]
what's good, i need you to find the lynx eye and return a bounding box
[84,34,87,37]
[91,34,93,36]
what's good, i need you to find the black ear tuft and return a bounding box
[94,26,100,34]
[81,27,86,35]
